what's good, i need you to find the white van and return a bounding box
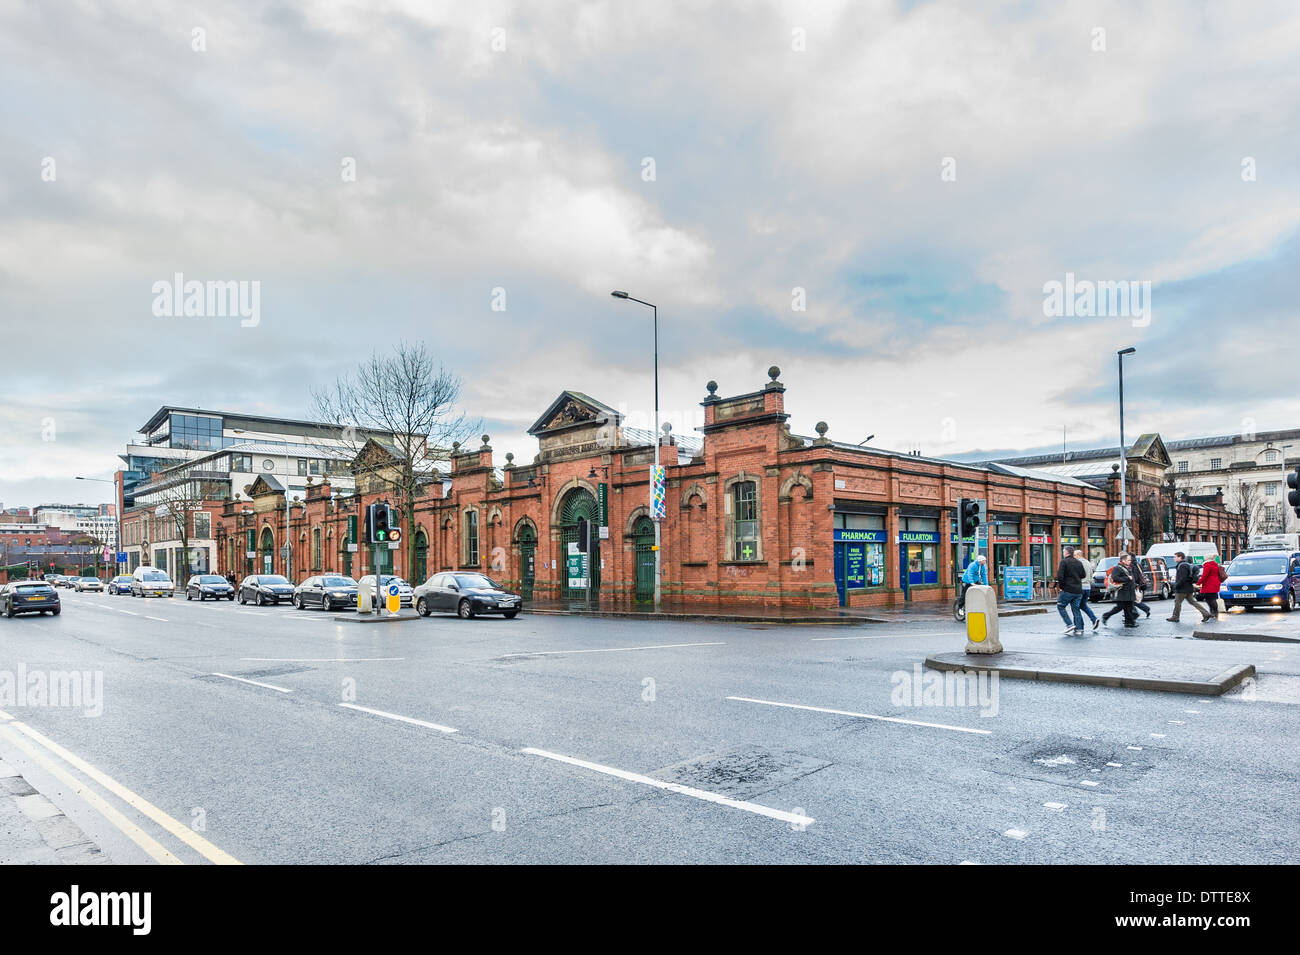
[1249,532,1300,553]
[130,565,175,598]
[1144,541,1220,572]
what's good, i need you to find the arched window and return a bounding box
[414,530,428,583]
[463,510,479,566]
[732,480,759,561]
[1263,449,1281,464]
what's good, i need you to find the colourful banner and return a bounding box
[651,466,666,520]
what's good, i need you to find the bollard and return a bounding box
[357,585,372,613]
[964,584,1002,654]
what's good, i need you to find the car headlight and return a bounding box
[1261,583,1282,591]
[330,591,346,598]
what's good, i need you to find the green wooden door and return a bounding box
[633,517,655,602]
[559,489,598,600]
[518,525,536,601]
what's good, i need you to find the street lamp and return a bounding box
[232,430,293,580]
[1116,347,1136,553]
[75,475,121,576]
[611,289,662,612]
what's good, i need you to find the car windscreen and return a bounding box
[258,576,289,584]
[198,575,225,583]
[141,572,170,581]
[454,574,498,590]
[1228,557,1287,577]
[80,577,98,582]
[322,577,355,587]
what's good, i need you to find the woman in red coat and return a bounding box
[1198,557,1227,619]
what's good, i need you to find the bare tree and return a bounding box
[1227,480,1266,538]
[138,461,223,583]
[311,342,478,578]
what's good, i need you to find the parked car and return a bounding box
[237,574,295,605]
[1134,556,1172,600]
[356,575,414,608]
[187,574,235,601]
[107,575,134,595]
[1,581,61,617]
[130,567,175,598]
[52,575,77,589]
[42,573,59,583]
[1090,556,1121,601]
[74,576,104,592]
[414,572,522,619]
[293,575,359,610]
[1220,549,1300,612]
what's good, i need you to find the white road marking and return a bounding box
[520,747,811,826]
[1183,709,1199,714]
[210,673,292,693]
[117,609,139,616]
[1127,745,1143,751]
[145,616,168,622]
[1080,780,1099,787]
[1004,829,1028,840]
[501,642,725,657]
[1106,762,1123,768]
[337,703,456,734]
[1043,802,1068,812]
[725,695,992,735]
[1150,733,1166,738]
[810,631,955,642]
[241,657,405,663]
[1167,720,1185,725]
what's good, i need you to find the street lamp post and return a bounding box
[75,475,122,577]
[611,290,661,613]
[233,430,293,580]
[1117,347,1136,554]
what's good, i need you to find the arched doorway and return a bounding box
[632,516,655,603]
[559,488,599,599]
[414,530,429,584]
[258,526,275,575]
[516,523,536,601]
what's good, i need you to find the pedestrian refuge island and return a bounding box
[964,584,1002,654]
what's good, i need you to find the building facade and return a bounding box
[192,367,1189,608]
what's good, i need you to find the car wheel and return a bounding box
[228,594,235,601]
[237,591,245,604]
[504,610,518,619]
[51,608,59,616]
[187,591,193,600]
[416,597,430,617]
[256,592,265,607]
[1285,590,1297,613]
[4,604,12,619]
[457,599,473,620]
[293,595,303,610]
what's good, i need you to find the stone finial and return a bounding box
[452,441,460,452]
[662,421,672,434]
[481,434,490,446]
[505,452,515,466]
[706,380,718,395]
[768,365,781,381]
[815,421,828,436]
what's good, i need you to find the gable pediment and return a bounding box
[528,391,620,436]
[1127,433,1171,469]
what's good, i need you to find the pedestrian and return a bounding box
[1055,545,1087,634]
[959,555,988,610]
[1167,551,1212,623]
[1076,548,1100,631]
[1133,558,1152,620]
[1198,555,1226,619]
[1102,553,1139,628]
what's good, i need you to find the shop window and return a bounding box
[733,481,758,560]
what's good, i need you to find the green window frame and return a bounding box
[733,481,758,561]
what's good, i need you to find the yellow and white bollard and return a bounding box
[964,584,1002,654]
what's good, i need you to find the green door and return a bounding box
[518,525,536,601]
[559,489,599,600]
[633,517,655,602]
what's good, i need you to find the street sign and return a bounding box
[566,542,588,589]
[281,545,291,558]
[597,483,608,526]
[115,552,127,563]
[245,550,256,559]
[1114,504,1132,520]
[1002,566,1034,601]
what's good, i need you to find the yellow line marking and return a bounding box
[0,722,180,864]
[0,708,242,865]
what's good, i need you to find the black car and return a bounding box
[2,581,61,617]
[237,574,296,605]
[413,572,521,619]
[293,575,359,610]
[187,574,236,601]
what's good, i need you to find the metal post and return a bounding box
[652,303,661,614]
[1117,348,1135,554]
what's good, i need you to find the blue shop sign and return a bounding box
[898,531,940,543]
[833,529,887,542]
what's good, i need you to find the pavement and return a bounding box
[0,587,1296,864]
[525,596,1051,624]
[0,758,108,864]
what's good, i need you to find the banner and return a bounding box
[650,466,666,520]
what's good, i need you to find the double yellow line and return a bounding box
[0,709,241,865]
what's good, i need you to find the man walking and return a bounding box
[1102,553,1139,628]
[1167,551,1212,623]
[1133,558,1152,620]
[1055,546,1087,634]
[1076,547,1100,630]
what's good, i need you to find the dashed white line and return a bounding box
[810,631,955,642]
[117,609,139,616]
[1106,762,1123,768]
[520,747,811,826]
[501,642,726,657]
[1127,745,1143,751]
[1080,780,1099,788]
[1004,829,1029,840]
[210,673,292,693]
[337,703,456,734]
[1150,733,1167,739]
[1168,720,1185,725]
[1043,802,1068,812]
[242,657,405,663]
[144,616,168,622]
[725,695,992,735]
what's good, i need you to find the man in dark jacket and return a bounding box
[1167,552,1212,623]
[1102,554,1139,628]
[1055,546,1087,634]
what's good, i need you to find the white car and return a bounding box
[130,567,175,598]
[357,575,414,608]
[74,577,104,592]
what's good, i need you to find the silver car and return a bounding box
[74,577,104,592]
[357,575,414,608]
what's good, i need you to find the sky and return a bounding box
[2,0,1298,508]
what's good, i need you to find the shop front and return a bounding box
[989,519,1023,584]
[951,520,989,580]
[833,512,886,606]
[1060,525,1082,562]
[897,516,940,601]
[1087,531,1107,563]
[1028,523,1053,586]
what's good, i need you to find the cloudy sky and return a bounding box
[3,0,1298,507]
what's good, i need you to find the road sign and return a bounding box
[115,552,127,563]
[1002,566,1034,601]
[387,582,400,597]
[1114,504,1131,520]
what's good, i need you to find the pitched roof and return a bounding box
[528,391,622,436]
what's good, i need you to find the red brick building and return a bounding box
[197,365,1245,609]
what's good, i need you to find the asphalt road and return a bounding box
[1,588,1297,864]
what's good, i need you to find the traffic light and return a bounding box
[959,498,986,538]
[374,502,390,542]
[1288,467,1300,518]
